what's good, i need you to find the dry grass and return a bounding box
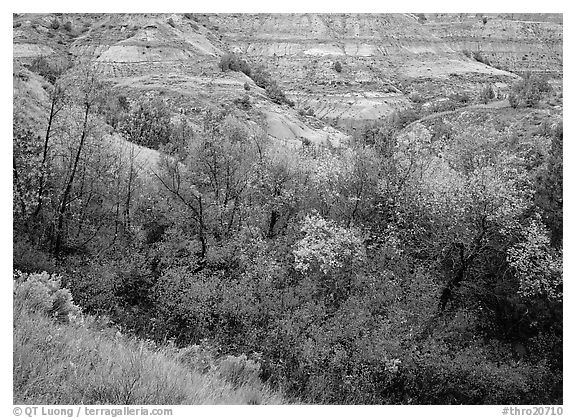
[13,308,284,405]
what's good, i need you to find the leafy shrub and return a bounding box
[408,92,424,103]
[28,56,68,84]
[430,120,453,142]
[13,239,56,273]
[479,84,495,104]
[334,61,342,73]
[473,51,491,66]
[265,80,294,107]
[507,218,562,302]
[117,97,173,149]
[294,213,365,275]
[449,92,470,104]
[299,107,315,117]
[14,270,82,323]
[219,53,251,77]
[509,91,519,108]
[245,65,294,106]
[509,73,551,108]
[397,343,557,404]
[234,94,251,110]
[249,65,271,89]
[389,107,420,129]
[175,341,219,374]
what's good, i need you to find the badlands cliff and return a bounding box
[13,13,562,142]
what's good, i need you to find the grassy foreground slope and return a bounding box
[14,272,284,405]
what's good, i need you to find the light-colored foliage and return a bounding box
[294,213,365,275]
[508,218,562,301]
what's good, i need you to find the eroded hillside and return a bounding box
[14,13,562,141]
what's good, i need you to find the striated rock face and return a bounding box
[14,13,351,146]
[423,13,562,76]
[203,13,523,128]
[13,13,562,140]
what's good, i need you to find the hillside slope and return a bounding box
[14,271,285,405]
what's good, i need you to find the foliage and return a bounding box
[449,92,470,104]
[533,120,562,246]
[294,213,365,274]
[117,96,173,148]
[509,73,552,108]
[472,51,491,66]
[28,56,70,84]
[266,82,294,106]
[14,270,82,323]
[14,283,284,405]
[507,218,562,302]
[13,58,563,404]
[219,53,251,77]
[479,84,495,104]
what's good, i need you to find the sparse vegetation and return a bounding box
[472,51,491,66]
[234,94,251,110]
[334,61,342,73]
[416,13,427,24]
[479,84,495,104]
[27,56,71,84]
[449,92,471,104]
[509,73,552,108]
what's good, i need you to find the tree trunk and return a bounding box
[53,104,90,255]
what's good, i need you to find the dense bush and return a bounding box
[219,53,251,77]
[509,73,552,108]
[13,74,563,405]
[14,271,81,323]
[479,84,495,104]
[266,82,294,106]
[449,92,471,104]
[117,96,173,148]
[408,91,425,103]
[473,51,491,66]
[28,56,70,84]
[234,94,251,110]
